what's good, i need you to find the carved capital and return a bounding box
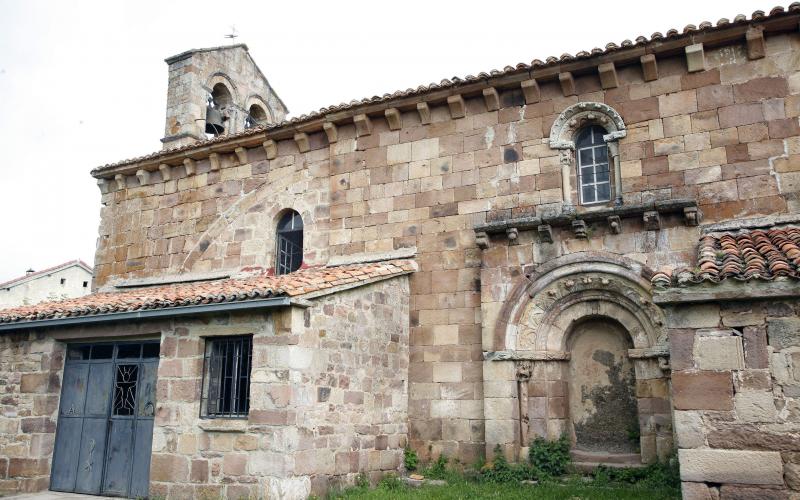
[572,220,587,239]
[537,224,553,243]
[643,210,661,230]
[607,215,621,234]
[476,231,489,249]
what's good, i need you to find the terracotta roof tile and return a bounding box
[0,260,416,325]
[652,226,800,287]
[92,4,800,175]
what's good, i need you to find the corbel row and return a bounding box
[474,201,701,249]
[96,146,251,193]
[96,20,775,190]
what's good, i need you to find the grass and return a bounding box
[329,475,680,500]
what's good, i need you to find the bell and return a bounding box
[205,106,225,135]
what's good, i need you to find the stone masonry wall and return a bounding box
[665,295,800,499]
[95,33,800,463]
[0,333,64,494]
[150,276,409,499]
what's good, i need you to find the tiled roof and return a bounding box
[92,4,800,175]
[0,260,416,325]
[0,260,93,289]
[652,227,800,287]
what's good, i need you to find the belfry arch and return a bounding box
[482,253,672,465]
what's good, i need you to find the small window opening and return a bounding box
[82,281,89,288]
[60,278,66,285]
[245,104,268,129]
[201,336,252,418]
[576,125,611,205]
[275,210,304,275]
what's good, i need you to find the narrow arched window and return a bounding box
[576,125,611,205]
[245,104,268,129]
[276,211,303,275]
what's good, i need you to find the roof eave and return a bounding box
[0,296,292,333]
[90,7,800,177]
[653,279,800,305]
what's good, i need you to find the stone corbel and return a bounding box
[294,132,310,153]
[684,206,701,226]
[385,108,402,130]
[447,95,466,119]
[746,26,766,60]
[537,224,553,243]
[183,158,197,176]
[640,54,658,81]
[234,147,248,165]
[572,219,587,239]
[521,79,540,104]
[643,210,661,230]
[506,227,518,244]
[114,174,126,190]
[417,102,431,124]
[263,139,278,160]
[483,87,500,111]
[97,178,110,194]
[559,72,576,96]
[354,114,372,137]
[135,169,150,186]
[158,163,172,181]
[607,216,621,234]
[598,62,618,89]
[323,122,338,143]
[475,231,489,249]
[209,152,221,171]
[685,43,705,73]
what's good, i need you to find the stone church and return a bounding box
[2,5,800,499]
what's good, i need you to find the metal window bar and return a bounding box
[200,336,252,418]
[277,235,302,275]
[576,126,612,205]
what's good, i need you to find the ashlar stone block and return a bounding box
[679,449,783,485]
[693,333,744,370]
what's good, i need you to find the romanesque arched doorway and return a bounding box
[482,253,672,464]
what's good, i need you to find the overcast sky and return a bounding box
[0,0,773,282]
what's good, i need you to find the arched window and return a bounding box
[245,104,268,129]
[576,125,611,205]
[276,211,303,275]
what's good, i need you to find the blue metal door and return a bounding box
[50,342,159,498]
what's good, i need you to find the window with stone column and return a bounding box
[548,102,627,208]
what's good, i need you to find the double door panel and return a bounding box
[51,342,158,498]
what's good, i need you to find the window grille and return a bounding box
[576,125,612,204]
[200,336,252,418]
[276,210,303,275]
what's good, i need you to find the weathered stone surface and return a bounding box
[707,425,800,451]
[694,334,744,370]
[679,449,784,484]
[672,371,733,410]
[767,318,800,350]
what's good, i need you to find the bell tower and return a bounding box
[161,44,288,149]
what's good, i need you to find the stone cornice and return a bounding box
[92,8,800,181]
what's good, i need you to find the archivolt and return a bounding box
[493,253,666,352]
